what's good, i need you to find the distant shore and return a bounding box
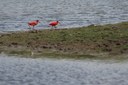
[0,22,128,60]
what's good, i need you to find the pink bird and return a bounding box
[28,20,40,30]
[49,21,60,28]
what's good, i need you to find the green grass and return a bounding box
[0,22,128,59]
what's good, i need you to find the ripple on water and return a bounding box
[0,0,128,31]
[0,55,128,85]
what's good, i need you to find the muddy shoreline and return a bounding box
[0,22,128,59]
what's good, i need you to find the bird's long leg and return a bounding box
[32,26,35,30]
[32,26,38,33]
[51,26,53,29]
[28,25,31,29]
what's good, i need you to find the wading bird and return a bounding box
[49,21,60,28]
[28,20,40,30]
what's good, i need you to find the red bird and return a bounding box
[49,21,60,28]
[28,20,40,30]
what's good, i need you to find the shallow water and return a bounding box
[0,0,128,32]
[0,54,128,85]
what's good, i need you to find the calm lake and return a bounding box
[0,0,128,32]
[0,55,128,85]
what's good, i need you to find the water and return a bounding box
[0,0,128,32]
[0,54,128,85]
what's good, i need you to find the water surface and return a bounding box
[0,55,128,85]
[0,0,128,31]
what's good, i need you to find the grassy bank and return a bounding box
[0,22,128,59]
